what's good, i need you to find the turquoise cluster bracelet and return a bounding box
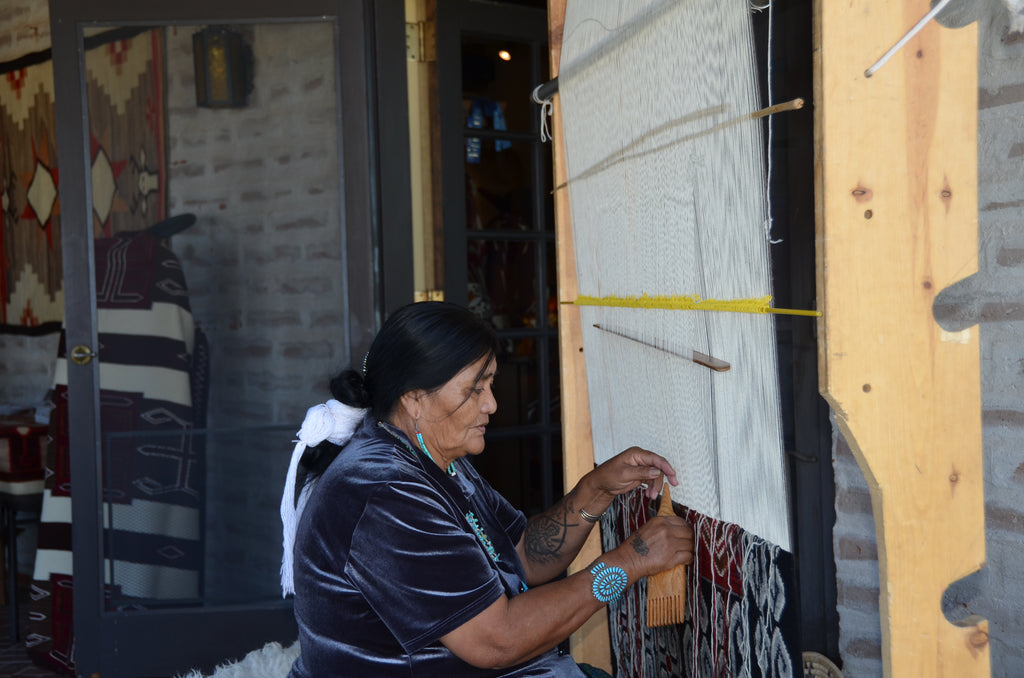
[589,562,628,603]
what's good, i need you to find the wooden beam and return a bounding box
[406,0,437,295]
[814,1,989,675]
[548,0,611,671]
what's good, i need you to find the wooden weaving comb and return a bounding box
[645,483,687,627]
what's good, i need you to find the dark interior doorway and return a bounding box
[437,0,560,517]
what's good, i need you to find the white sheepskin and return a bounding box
[176,640,300,678]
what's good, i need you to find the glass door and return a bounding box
[46,0,400,674]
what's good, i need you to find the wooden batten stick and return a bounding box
[593,324,730,372]
[646,483,688,627]
[552,97,807,193]
[749,97,805,119]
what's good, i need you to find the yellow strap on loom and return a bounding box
[573,293,822,317]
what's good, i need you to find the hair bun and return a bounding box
[330,369,372,409]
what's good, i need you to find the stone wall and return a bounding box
[0,0,48,63]
[163,21,347,601]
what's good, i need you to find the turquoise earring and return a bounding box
[415,426,456,476]
[415,429,432,459]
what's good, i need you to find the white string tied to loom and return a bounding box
[753,0,783,245]
[532,83,554,142]
[280,399,367,596]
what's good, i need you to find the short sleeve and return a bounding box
[345,480,506,653]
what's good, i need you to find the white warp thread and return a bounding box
[559,0,791,550]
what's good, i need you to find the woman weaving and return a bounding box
[280,302,694,677]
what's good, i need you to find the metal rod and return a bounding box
[531,76,559,102]
[865,0,954,78]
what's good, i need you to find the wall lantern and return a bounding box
[193,26,253,108]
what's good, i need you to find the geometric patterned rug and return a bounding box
[0,27,166,334]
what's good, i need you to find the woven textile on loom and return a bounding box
[561,0,790,553]
[601,489,798,677]
[556,0,801,672]
[558,0,790,548]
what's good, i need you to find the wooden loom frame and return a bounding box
[549,0,989,675]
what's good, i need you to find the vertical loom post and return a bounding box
[548,0,612,670]
[814,1,988,676]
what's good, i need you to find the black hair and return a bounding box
[299,301,499,482]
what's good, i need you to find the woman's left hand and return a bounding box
[589,446,678,501]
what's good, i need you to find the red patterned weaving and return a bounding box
[601,488,799,678]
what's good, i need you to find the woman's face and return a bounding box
[418,353,497,463]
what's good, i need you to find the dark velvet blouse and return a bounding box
[288,418,584,677]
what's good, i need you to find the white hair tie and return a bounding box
[280,399,367,596]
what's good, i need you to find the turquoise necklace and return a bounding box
[465,511,500,562]
[377,421,500,564]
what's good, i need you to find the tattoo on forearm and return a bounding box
[631,533,650,557]
[524,491,581,565]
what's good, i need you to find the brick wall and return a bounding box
[163,21,347,600]
[0,0,49,63]
[832,5,1024,677]
[0,333,57,410]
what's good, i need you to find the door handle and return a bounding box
[69,345,97,365]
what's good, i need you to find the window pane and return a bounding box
[461,38,534,133]
[468,238,541,328]
[465,140,535,232]
[54,20,340,614]
[492,338,540,427]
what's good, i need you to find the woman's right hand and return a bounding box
[615,515,694,579]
